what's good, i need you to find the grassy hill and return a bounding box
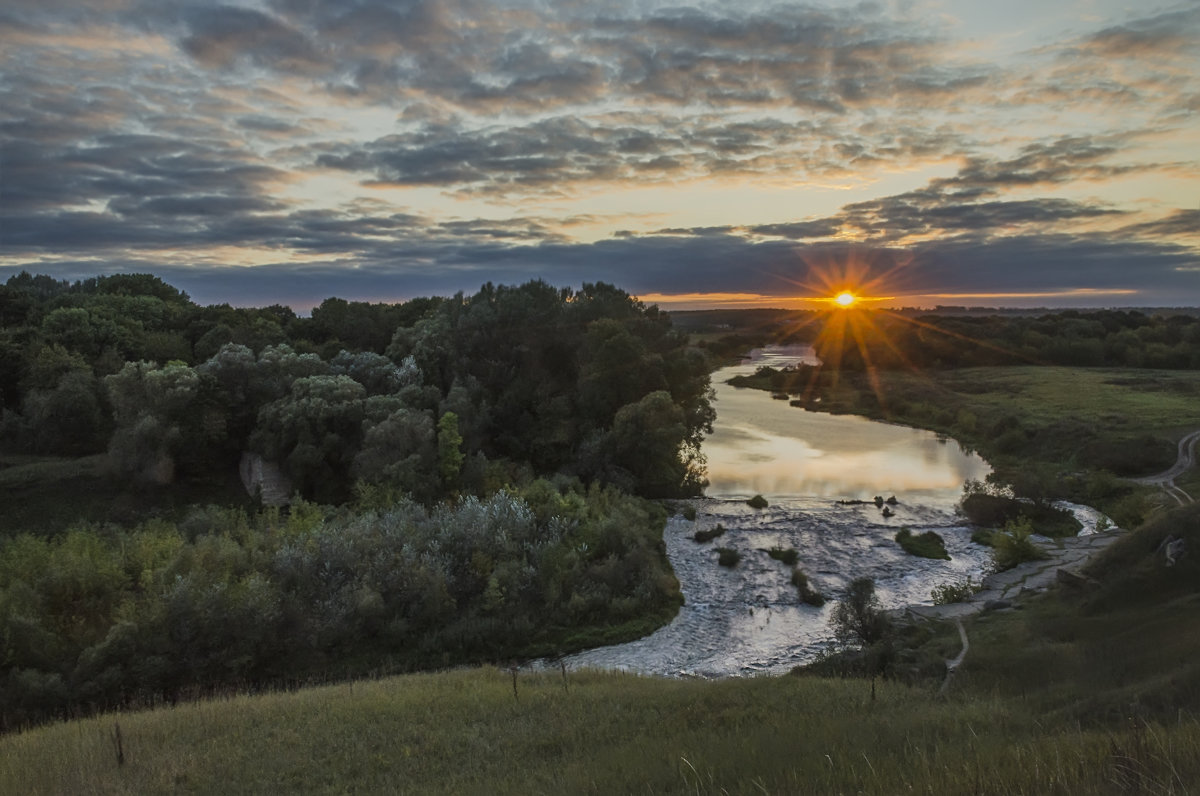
[3,504,1199,794]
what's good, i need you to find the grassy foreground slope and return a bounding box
[2,664,1198,795]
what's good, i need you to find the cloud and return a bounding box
[2,1,1197,310]
[310,113,972,197]
[180,5,326,72]
[1116,209,1200,239]
[1072,6,1200,58]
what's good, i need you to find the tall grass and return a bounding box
[2,667,1198,795]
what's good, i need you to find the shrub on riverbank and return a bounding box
[791,568,825,606]
[830,577,889,646]
[747,494,769,509]
[960,489,1084,537]
[693,523,726,543]
[931,578,980,604]
[992,517,1048,571]
[971,528,997,546]
[895,527,950,560]
[767,546,799,566]
[716,547,741,567]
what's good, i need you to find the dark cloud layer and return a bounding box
[1,1,1198,307]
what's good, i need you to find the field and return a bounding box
[746,366,1200,443]
[925,367,1200,439]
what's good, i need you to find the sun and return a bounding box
[834,291,857,308]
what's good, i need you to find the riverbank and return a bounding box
[899,526,1124,621]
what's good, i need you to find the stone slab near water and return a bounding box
[900,528,1125,621]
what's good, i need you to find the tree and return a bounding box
[438,411,464,489]
[354,408,438,502]
[830,577,888,646]
[251,375,369,502]
[105,361,211,483]
[23,370,106,454]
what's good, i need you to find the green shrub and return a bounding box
[681,505,697,521]
[931,577,980,605]
[992,516,1048,571]
[693,524,726,543]
[767,546,799,566]
[960,490,1081,538]
[791,568,825,606]
[716,547,741,567]
[894,527,950,560]
[746,494,769,509]
[971,528,997,547]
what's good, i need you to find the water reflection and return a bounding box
[706,346,990,501]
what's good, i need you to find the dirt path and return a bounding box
[937,618,969,697]
[1132,429,1200,506]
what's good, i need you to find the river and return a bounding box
[560,345,994,677]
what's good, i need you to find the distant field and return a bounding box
[774,366,1200,441]
[930,366,1200,437]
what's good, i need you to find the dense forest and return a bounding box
[0,272,712,728]
[0,272,713,501]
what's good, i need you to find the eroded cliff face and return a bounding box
[239,452,292,506]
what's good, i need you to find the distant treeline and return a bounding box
[815,310,1200,370]
[0,272,714,503]
[0,481,681,730]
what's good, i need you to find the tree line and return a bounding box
[1,273,714,503]
[815,309,1200,371]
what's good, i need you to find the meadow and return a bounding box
[3,662,1198,795]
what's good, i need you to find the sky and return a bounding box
[1,0,1198,311]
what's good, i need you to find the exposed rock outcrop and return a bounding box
[1157,534,1187,566]
[239,452,292,506]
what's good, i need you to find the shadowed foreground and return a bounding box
[2,663,1198,795]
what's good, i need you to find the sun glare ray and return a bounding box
[777,252,1056,420]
